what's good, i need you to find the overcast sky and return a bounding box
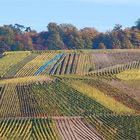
[0,0,139,32]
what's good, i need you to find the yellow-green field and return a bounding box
[0,50,140,140]
[0,76,53,85]
[116,69,140,80]
[69,80,135,114]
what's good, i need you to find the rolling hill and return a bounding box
[0,49,140,140]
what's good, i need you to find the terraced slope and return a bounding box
[0,50,140,140]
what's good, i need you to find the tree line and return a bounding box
[0,19,140,54]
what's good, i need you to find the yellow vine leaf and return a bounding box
[116,69,140,80]
[70,80,135,114]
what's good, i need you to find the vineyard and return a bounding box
[0,50,140,140]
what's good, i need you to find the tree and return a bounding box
[59,24,77,34]
[59,24,82,49]
[92,33,112,49]
[130,32,140,48]
[0,41,10,54]
[46,23,65,50]
[47,23,59,33]
[135,19,140,30]
[0,20,140,51]
[81,28,98,49]
[99,43,106,49]
[113,24,122,31]
[25,27,31,32]
[46,33,64,50]
[112,40,121,49]
[14,24,25,32]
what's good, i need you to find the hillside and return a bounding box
[0,50,140,140]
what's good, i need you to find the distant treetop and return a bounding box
[0,19,140,53]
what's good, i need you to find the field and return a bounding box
[0,49,140,140]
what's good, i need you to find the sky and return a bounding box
[0,0,139,32]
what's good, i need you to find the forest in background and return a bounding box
[0,19,140,54]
